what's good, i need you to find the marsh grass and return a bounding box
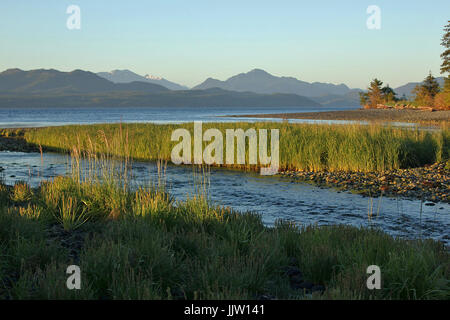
[0,127,448,300]
[22,122,449,172]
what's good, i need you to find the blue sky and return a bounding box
[0,0,449,88]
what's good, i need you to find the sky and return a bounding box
[0,0,449,89]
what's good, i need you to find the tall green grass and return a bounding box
[23,122,449,172]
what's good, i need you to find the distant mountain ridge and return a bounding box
[311,90,363,108]
[192,69,364,107]
[0,88,322,109]
[2,67,439,109]
[97,69,188,91]
[0,69,321,108]
[0,68,169,95]
[192,69,354,97]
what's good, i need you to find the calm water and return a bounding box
[1,151,448,245]
[0,106,361,127]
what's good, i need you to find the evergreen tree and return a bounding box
[421,72,441,98]
[413,73,440,107]
[441,20,450,74]
[381,85,397,103]
[435,21,450,109]
[444,76,450,92]
[367,79,384,108]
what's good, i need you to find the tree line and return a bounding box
[360,20,450,110]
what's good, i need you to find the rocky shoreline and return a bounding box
[281,162,450,204]
[230,108,450,123]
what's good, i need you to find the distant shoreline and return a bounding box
[228,108,450,123]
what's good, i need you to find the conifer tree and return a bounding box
[413,72,440,106]
[441,20,450,74]
[367,79,384,108]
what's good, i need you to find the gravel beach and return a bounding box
[232,109,450,123]
[281,162,450,204]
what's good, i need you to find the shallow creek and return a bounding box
[0,151,448,246]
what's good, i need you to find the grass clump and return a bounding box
[11,181,33,203]
[54,196,90,231]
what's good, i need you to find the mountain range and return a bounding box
[192,69,356,97]
[0,69,321,108]
[0,68,169,95]
[97,68,445,106]
[1,68,445,109]
[97,68,363,107]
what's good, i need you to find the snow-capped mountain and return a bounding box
[97,70,188,90]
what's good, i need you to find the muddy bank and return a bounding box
[0,136,39,153]
[281,162,450,203]
[232,109,450,123]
